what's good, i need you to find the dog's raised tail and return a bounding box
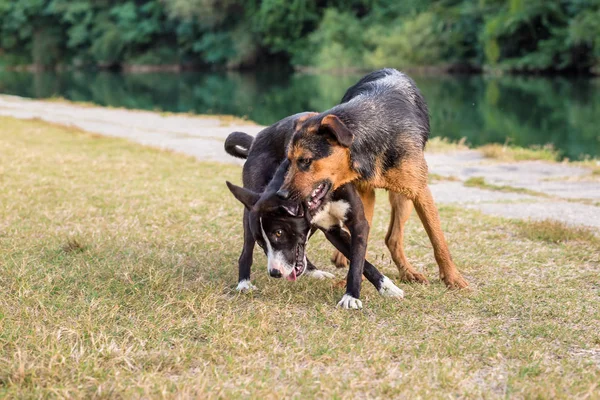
[224,131,254,159]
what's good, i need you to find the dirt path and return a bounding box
[2,94,598,229]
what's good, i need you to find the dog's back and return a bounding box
[340,68,400,103]
[314,69,430,179]
[338,68,429,150]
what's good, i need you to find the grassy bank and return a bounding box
[1,117,599,398]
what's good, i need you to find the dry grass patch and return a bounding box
[1,116,599,398]
[478,143,559,162]
[516,219,600,245]
[464,176,599,206]
[428,173,459,183]
[464,176,547,197]
[573,158,600,176]
[425,136,469,153]
[61,237,87,253]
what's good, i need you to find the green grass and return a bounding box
[1,117,599,398]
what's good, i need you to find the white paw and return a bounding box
[305,269,335,279]
[337,293,363,309]
[236,280,257,292]
[378,276,404,298]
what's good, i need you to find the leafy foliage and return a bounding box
[0,0,599,72]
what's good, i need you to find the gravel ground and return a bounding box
[2,94,598,229]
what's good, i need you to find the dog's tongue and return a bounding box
[287,269,297,282]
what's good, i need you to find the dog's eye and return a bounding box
[274,229,282,238]
[298,158,312,169]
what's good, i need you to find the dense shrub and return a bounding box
[367,13,450,68]
[0,0,599,73]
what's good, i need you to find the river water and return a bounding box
[0,69,598,159]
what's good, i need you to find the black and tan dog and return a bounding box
[225,116,404,308]
[278,68,469,299]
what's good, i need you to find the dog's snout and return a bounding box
[276,189,290,199]
[269,269,282,278]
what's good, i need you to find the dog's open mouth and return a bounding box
[307,182,330,211]
[287,244,307,281]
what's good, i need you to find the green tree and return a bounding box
[1,0,600,72]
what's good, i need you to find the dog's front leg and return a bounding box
[323,227,376,291]
[329,185,371,309]
[323,227,404,304]
[236,209,257,291]
[336,218,369,309]
[326,184,404,308]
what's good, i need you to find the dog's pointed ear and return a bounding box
[320,114,354,147]
[281,202,304,218]
[226,181,260,210]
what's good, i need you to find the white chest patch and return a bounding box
[310,200,351,230]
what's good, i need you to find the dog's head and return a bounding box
[277,114,358,211]
[226,180,312,281]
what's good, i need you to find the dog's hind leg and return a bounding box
[236,209,257,291]
[386,192,429,284]
[412,185,468,289]
[330,184,375,269]
[385,156,467,289]
[330,249,348,269]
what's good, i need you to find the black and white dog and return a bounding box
[225,114,403,309]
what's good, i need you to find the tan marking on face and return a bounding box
[294,112,319,131]
[288,143,313,161]
[285,163,314,198]
[284,142,359,199]
[307,145,358,192]
[283,142,313,198]
[287,118,318,160]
